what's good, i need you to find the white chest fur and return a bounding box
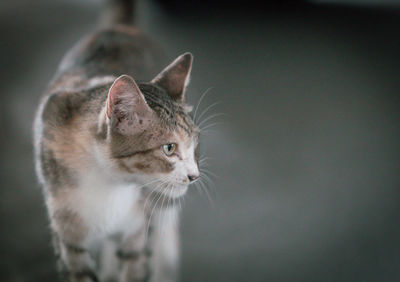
[71,169,144,240]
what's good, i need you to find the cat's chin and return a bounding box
[169,185,188,198]
[156,184,188,199]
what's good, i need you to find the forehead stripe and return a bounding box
[177,122,191,135]
[113,148,154,159]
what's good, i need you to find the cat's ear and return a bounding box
[106,75,153,134]
[151,52,193,103]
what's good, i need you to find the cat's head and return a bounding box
[100,53,199,198]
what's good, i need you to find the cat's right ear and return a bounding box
[106,75,153,134]
[151,52,193,103]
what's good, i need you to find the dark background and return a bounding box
[0,0,399,281]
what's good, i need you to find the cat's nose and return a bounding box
[188,174,199,182]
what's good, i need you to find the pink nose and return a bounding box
[188,174,199,182]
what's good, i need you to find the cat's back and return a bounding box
[48,25,167,94]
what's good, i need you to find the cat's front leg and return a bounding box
[50,208,98,282]
[59,242,98,282]
[150,208,180,282]
[117,224,152,282]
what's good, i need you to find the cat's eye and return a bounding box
[162,143,177,156]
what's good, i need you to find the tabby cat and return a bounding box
[33,0,200,281]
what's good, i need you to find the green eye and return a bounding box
[162,143,176,156]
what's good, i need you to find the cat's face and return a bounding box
[103,53,199,198]
[108,93,200,198]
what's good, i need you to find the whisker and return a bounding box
[167,184,173,210]
[199,177,214,206]
[199,159,211,167]
[195,178,206,196]
[200,173,214,190]
[196,101,221,124]
[198,113,228,129]
[197,181,209,203]
[161,183,173,236]
[199,162,209,168]
[172,197,177,214]
[143,181,161,214]
[193,87,213,122]
[143,177,169,213]
[182,193,186,208]
[158,184,169,232]
[137,178,164,193]
[201,173,217,200]
[201,168,219,179]
[178,193,182,211]
[200,122,225,132]
[199,156,214,162]
[197,181,209,198]
[200,129,218,135]
[143,189,159,217]
[146,183,166,238]
[167,185,175,234]
[144,183,163,216]
[194,181,204,197]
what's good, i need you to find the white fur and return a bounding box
[69,145,146,244]
[73,172,141,240]
[182,141,199,178]
[151,208,180,282]
[99,239,120,280]
[173,138,199,184]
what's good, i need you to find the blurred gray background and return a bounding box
[0,0,399,281]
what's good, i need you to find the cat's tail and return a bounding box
[100,0,136,26]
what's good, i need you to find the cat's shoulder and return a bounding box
[40,81,111,128]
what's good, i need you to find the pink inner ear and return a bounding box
[106,75,150,120]
[107,78,127,118]
[106,88,116,119]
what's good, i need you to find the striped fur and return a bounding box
[34,7,200,281]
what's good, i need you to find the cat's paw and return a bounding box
[70,270,99,282]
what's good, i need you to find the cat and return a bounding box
[33,0,200,281]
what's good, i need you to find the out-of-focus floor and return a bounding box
[0,1,399,281]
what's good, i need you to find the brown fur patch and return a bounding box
[117,149,174,174]
[134,162,151,171]
[52,209,88,244]
[40,146,77,194]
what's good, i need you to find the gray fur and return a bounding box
[33,1,199,281]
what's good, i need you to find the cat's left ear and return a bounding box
[151,52,193,103]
